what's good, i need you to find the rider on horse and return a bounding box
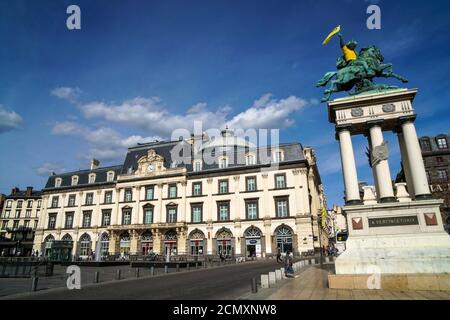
[338,32,372,77]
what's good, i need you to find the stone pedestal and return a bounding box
[327,89,450,290]
[337,199,450,275]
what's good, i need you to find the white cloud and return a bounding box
[51,121,160,162]
[51,87,82,102]
[36,162,66,177]
[0,105,23,133]
[77,94,312,137]
[226,94,310,130]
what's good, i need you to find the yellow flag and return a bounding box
[322,25,341,45]
[321,207,327,228]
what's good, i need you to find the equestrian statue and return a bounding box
[316,25,408,102]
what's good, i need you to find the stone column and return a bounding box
[400,117,431,199]
[368,122,396,202]
[337,126,361,204]
[397,131,415,198]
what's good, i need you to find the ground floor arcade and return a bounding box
[34,217,317,260]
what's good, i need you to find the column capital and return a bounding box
[335,124,352,140]
[398,114,417,125]
[366,119,384,127]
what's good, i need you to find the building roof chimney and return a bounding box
[26,186,33,196]
[90,159,100,170]
[11,187,19,195]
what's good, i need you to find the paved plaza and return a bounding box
[243,264,450,300]
[1,259,283,300]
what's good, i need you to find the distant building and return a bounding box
[0,187,42,256]
[396,133,450,233]
[0,194,5,217]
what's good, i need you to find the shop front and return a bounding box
[244,226,263,258]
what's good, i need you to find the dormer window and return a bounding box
[246,154,256,165]
[55,178,62,188]
[219,157,228,169]
[436,136,448,150]
[193,160,202,172]
[88,173,96,184]
[420,138,431,152]
[273,150,284,163]
[71,176,79,186]
[107,171,115,182]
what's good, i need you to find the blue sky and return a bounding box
[0,0,449,207]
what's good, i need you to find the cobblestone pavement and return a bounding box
[241,264,450,300]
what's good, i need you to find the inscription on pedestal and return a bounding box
[368,215,418,227]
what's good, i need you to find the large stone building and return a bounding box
[0,187,42,256]
[397,133,450,233]
[33,130,326,260]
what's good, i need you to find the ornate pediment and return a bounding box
[136,149,166,175]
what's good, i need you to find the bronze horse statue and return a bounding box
[316,45,408,102]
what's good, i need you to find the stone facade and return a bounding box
[0,187,42,256]
[33,133,326,260]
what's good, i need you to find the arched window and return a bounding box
[44,234,55,243]
[88,173,96,184]
[79,233,91,257]
[71,175,79,186]
[43,234,55,257]
[61,234,72,241]
[275,225,293,253]
[119,232,131,257]
[107,171,115,182]
[100,233,109,257]
[55,178,62,188]
[215,228,233,256]
[164,230,177,241]
[141,230,153,255]
[189,229,205,256]
[244,226,262,238]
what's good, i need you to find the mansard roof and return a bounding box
[44,137,307,190]
[44,165,123,190]
[122,139,306,175]
[419,133,450,153]
[6,189,42,199]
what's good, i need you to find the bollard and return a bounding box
[150,266,155,276]
[268,272,276,286]
[176,264,180,272]
[135,268,140,278]
[250,277,258,293]
[203,261,207,269]
[195,262,199,269]
[31,277,38,292]
[93,271,99,283]
[261,274,269,288]
[275,269,282,281]
[164,265,168,273]
[116,269,121,280]
[187,263,190,271]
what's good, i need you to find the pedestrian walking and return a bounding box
[276,248,282,263]
[284,250,294,277]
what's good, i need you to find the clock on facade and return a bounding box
[147,164,154,172]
